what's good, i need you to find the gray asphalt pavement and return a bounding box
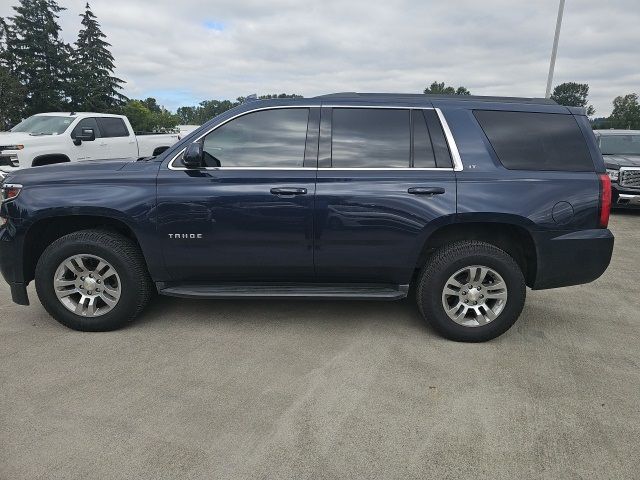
[1,212,639,480]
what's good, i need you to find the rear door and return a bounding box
[314,105,458,285]
[96,117,138,159]
[157,106,319,283]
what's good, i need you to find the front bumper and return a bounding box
[0,219,29,305]
[532,229,614,290]
[612,182,640,208]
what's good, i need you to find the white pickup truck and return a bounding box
[0,112,179,176]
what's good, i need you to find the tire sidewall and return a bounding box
[36,238,139,331]
[421,249,525,342]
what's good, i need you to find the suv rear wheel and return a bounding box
[35,230,153,331]
[417,241,526,342]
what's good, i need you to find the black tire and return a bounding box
[416,241,526,342]
[35,230,154,331]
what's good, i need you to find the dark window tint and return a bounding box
[97,117,129,137]
[474,110,593,171]
[202,108,309,168]
[424,110,452,168]
[412,110,436,168]
[332,109,409,168]
[71,118,101,139]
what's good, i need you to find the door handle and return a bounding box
[270,187,308,196]
[408,187,446,195]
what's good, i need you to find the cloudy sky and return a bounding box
[2,0,638,116]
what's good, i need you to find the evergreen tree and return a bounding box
[70,3,125,111]
[0,67,26,129]
[9,0,71,115]
[1,17,20,77]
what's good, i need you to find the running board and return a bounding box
[157,283,409,300]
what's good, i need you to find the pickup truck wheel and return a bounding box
[417,241,526,342]
[35,230,153,331]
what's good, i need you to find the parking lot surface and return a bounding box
[1,213,639,480]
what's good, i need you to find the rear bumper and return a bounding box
[532,229,614,290]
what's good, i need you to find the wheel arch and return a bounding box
[22,214,144,284]
[31,154,71,167]
[415,220,537,287]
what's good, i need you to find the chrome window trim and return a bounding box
[435,108,463,171]
[168,105,464,171]
[318,167,454,172]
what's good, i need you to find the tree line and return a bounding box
[1,1,639,132]
[425,80,640,130]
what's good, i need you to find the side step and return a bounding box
[157,283,409,300]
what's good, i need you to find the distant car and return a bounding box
[595,129,640,208]
[0,112,180,176]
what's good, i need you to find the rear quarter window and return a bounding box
[473,110,594,171]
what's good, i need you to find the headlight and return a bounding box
[1,183,22,202]
[0,145,24,151]
[606,169,619,182]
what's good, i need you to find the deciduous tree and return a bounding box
[551,82,595,115]
[424,81,470,95]
[609,93,640,130]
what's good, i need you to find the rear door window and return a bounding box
[474,110,593,171]
[331,109,410,168]
[97,117,129,138]
[412,110,436,168]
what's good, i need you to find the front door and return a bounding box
[69,117,106,161]
[314,106,458,285]
[157,107,319,283]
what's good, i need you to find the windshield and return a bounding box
[10,115,75,135]
[599,134,640,155]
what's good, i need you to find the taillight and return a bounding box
[1,183,22,203]
[598,174,611,228]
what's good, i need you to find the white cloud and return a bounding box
[1,0,638,115]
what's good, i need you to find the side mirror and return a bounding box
[182,142,204,168]
[73,128,96,146]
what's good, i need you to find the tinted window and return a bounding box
[202,108,309,168]
[474,110,593,171]
[332,109,409,168]
[412,110,436,168]
[71,118,101,139]
[424,110,453,168]
[97,117,129,138]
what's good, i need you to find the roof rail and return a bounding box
[314,92,557,105]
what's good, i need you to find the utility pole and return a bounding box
[545,0,566,98]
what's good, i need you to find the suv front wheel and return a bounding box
[35,230,154,331]
[417,241,526,342]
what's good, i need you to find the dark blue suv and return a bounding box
[0,93,614,341]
